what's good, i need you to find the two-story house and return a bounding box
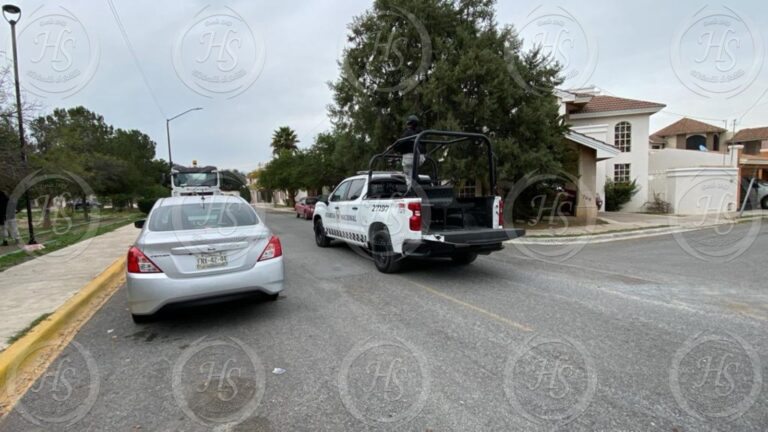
[731,127,768,184]
[561,89,666,212]
[651,118,727,152]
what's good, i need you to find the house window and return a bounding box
[713,134,720,152]
[614,121,631,152]
[686,135,706,151]
[744,141,761,155]
[614,164,631,183]
[458,180,476,198]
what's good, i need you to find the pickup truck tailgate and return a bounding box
[429,228,525,245]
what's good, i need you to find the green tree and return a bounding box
[328,0,568,196]
[259,150,303,206]
[29,106,167,218]
[271,126,300,155]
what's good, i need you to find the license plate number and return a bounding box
[196,253,227,269]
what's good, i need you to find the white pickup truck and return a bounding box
[312,130,524,273]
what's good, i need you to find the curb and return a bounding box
[254,205,294,213]
[509,216,766,245]
[509,226,696,245]
[0,257,125,413]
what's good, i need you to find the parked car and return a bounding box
[755,180,768,209]
[294,196,318,220]
[126,195,284,323]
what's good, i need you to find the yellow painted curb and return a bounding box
[0,257,126,414]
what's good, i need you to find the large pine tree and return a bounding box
[328,0,569,190]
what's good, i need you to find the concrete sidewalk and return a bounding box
[524,210,768,237]
[0,225,138,351]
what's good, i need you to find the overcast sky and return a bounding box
[1,0,767,173]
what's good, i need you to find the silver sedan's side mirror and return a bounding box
[134,220,145,229]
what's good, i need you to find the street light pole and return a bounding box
[165,107,203,168]
[3,4,36,245]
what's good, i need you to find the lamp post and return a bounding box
[166,107,203,168]
[3,4,36,245]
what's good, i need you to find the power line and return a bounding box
[656,109,728,124]
[106,0,166,118]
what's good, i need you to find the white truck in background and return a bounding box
[171,161,222,197]
[312,130,524,273]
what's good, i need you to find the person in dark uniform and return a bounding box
[1,191,19,246]
[395,115,425,183]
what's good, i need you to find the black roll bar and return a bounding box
[368,129,496,190]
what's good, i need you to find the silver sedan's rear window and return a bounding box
[148,202,259,231]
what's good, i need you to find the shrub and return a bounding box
[604,178,639,211]
[137,185,171,214]
[645,192,671,214]
[137,198,157,214]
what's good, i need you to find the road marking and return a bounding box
[403,278,534,332]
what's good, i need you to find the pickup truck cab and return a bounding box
[313,130,524,273]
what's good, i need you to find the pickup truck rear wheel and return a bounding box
[452,251,478,265]
[315,219,331,247]
[371,227,402,273]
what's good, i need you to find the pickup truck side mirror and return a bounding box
[134,219,145,229]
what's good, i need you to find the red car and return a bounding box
[294,196,317,220]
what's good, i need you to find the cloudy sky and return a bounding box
[1,0,767,173]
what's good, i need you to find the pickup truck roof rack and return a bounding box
[367,129,496,190]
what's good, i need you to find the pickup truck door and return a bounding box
[341,179,367,244]
[326,180,351,238]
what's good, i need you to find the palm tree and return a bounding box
[271,126,299,155]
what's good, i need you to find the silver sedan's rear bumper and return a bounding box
[126,257,284,315]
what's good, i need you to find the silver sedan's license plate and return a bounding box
[196,252,227,269]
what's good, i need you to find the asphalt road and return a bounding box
[1,210,766,431]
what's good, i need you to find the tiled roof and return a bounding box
[649,134,665,144]
[732,127,768,143]
[654,118,726,137]
[569,95,665,115]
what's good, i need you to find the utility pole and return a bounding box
[4,4,36,245]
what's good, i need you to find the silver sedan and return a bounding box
[126,195,284,323]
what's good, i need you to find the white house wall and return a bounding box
[570,124,609,210]
[571,114,651,212]
[664,168,738,215]
[647,148,738,215]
